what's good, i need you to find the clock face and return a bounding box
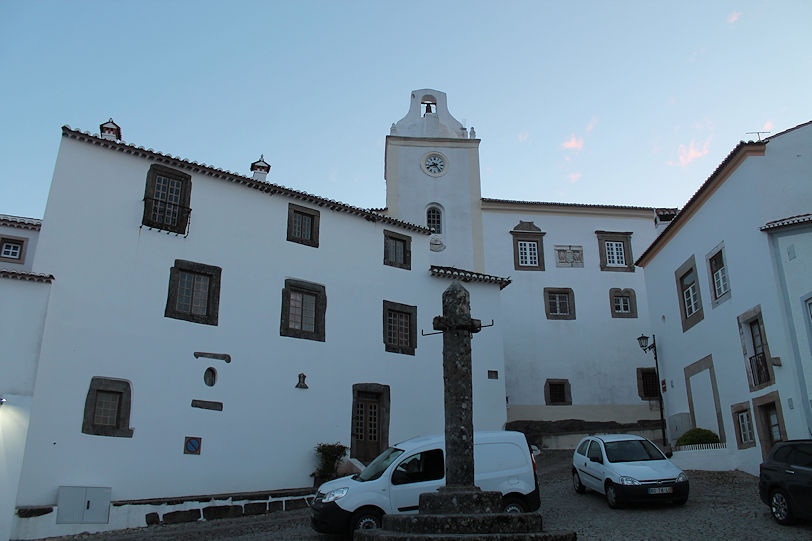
[422,152,448,177]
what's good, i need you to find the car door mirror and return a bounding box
[665,450,673,459]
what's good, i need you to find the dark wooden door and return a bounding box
[353,391,381,464]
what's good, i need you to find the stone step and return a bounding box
[382,512,543,534]
[355,529,577,541]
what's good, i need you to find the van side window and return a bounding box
[576,440,589,456]
[587,441,603,462]
[392,449,444,485]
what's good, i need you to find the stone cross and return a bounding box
[431,282,482,489]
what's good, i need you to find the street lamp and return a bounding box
[637,334,668,449]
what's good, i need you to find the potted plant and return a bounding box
[311,442,348,487]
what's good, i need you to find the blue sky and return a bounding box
[1,1,810,219]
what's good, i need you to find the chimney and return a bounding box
[250,155,271,181]
[100,118,121,141]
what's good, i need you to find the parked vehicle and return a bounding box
[572,434,688,508]
[310,430,540,534]
[759,439,812,525]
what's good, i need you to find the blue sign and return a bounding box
[184,436,201,455]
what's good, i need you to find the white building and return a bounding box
[637,121,812,475]
[2,90,674,538]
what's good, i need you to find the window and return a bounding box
[543,288,575,320]
[383,230,411,270]
[554,245,584,268]
[0,235,26,264]
[165,260,222,326]
[286,203,320,247]
[82,377,133,438]
[544,379,572,405]
[596,231,634,272]
[730,402,755,449]
[752,391,787,461]
[609,288,638,318]
[280,279,326,341]
[510,221,545,271]
[736,306,774,391]
[674,255,703,332]
[709,251,729,299]
[383,300,417,355]
[392,449,444,485]
[426,206,442,234]
[142,164,192,234]
[637,368,659,400]
[587,441,603,462]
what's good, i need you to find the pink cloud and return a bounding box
[585,117,598,132]
[763,121,774,131]
[561,134,583,151]
[568,172,582,183]
[667,137,712,167]
[727,11,741,24]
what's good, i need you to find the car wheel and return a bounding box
[770,489,794,525]
[351,508,383,531]
[572,470,586,494]
[502,495,527,513]
[674,497,688,506]
[605,482,622,509]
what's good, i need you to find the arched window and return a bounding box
[426,207,442,233]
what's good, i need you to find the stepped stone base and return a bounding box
[419,489,502,514]
[384,512,543,534]
[356,527,577,541]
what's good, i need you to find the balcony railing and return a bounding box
[142,198,191,235]
[750,352,770,387]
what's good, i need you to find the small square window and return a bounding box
[287,203,320,248]
[82,377,133,438]
[165,260,222,326]
[637,368,659,400]
[281,279,326,342]
[596,231,634,272]
[383,230,411,270]
[544,288,575,320]
[609,288,638,318]
[487,370,499,380]
[383,300,416,355]
[544,379,571,405]
[0,236,27,264]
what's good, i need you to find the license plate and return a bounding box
[648,487,673,494]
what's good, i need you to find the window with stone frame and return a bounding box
[544,379,572,405]
[736,306,775,391]
[426,206,442,234]
[674,255,703,332]
[142,164,192,234]
[383,300,417,355]
[596,231,634,272]
[637,367,659,400]
[609,288,638,318]
[286,203,320,248]
[165,260,222,326]
[0,235,26,264]
[280,279,326,341]
[706,245,731,307]
[383,230,412,270]
[730,402,756,449]
[81,377,134,438]
[510,221,545,271]
[543,288,575,320]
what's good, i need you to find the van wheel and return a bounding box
[502,495,527,513]
[351,508,383,531]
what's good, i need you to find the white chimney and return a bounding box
[250,155,271,181]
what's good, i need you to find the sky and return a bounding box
[1,1,810,219]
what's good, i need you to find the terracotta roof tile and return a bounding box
[0,214,42,231]
[429,265,511,290]
[0,270,54,283]
[760,213,812,231]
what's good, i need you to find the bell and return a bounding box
[424,102,433,114]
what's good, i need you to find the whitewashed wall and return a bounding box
[641,124,812,472]
[16,134,507,522]
[480,207,659,421]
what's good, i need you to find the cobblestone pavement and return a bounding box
[46,450,812,540]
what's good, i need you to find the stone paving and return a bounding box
[43,450,812,541]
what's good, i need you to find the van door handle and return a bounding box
[784,469,795,474]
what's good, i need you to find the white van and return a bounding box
[310,430,540,534]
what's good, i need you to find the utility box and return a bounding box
[56,486,111,524]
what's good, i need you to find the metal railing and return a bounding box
[142,198,191,235]
[750,352,770,386]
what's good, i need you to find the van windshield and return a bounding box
[604,439,665,462]
[356,447,404,482]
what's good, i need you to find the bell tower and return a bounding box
[384,90,484,272]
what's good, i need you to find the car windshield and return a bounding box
[355,447,404,482]
[604,439,665,462]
